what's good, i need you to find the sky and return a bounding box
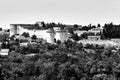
[0,0,120,29]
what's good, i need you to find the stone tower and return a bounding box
[10,24,20,36]
[54,27,68,43]
[46,29,55,43]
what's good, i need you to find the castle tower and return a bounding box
[10,24,20,36]
[46,29,55,43]
[54,27,68,42]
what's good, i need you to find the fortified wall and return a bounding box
[10,24,69,43]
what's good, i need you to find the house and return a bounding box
[20,42,28,46]
[74,30,87,36]
[111,38,120,47]
[0,49,9,55]
[111,38,120,43]
[88,27,103,35]
[87,27,103,40]
[87,36,101,40]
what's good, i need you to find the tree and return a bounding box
[0,32,9,42]
[81,26,89,31]
[58,23,66,29]
[88,24,92,28]
[103,22,120,38]
[0,27,2,31]
[97,24,101,27]
[21,32,30,38]
[6,29,10,32]
[41,21,46,28]
[56,40,61,45]
[71,33,80,41]
[68,28,74,34]
[73,24,78,28]
[81,32,88,39]
[46,23,53,29]
[2,36,120,80]
[34,23,40,29]
[31,34,37,40]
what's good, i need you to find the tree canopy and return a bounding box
[0,39,120,80]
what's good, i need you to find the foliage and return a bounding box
[103,22,120,38]
[0,40,120,80]
[71,33,80,41]
[81,32,88,39]
[0,27,2,31]
[0,32,9,42]
[21,32,30,38]
[79,24,96,31]
[31,35,37,40]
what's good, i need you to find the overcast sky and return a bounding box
[0,0,120,28]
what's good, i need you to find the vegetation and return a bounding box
[31,34,37,40]
[21,32,30,38]
[79,24,96,31]
[71,33,80,41]
[0,39,120,80]
[0,27,2,31]
[70,22,120,39]
[0,32,9,42]
[103,22,120,38]
[1,22,120,80]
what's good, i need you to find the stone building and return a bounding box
[10,23,70,43]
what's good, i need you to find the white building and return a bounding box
[88,27,103,35]
[87,36,101,40]
[0,49,9,55]
[87,27,103,40]
[74,30,87,36]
